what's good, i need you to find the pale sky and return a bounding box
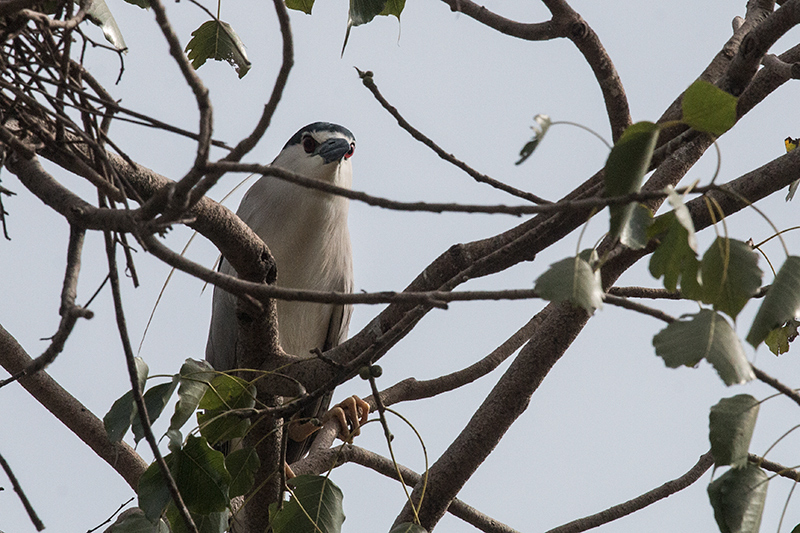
[3,1,800,532]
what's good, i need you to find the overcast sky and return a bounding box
[3,1,800,532]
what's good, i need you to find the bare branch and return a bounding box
[438,0,631,140]
[721,0,800,96]
[545,452,714,533]
[0,225,93,388]
[292,445,521,533]
[606,286,683,300]
[103,227,198,533]
[190,0,294,203]
[146,0,211,215]
[603,294,678,324]
[749,453,800,481]
[355,68,551,204]
[751,364,800,408]
[0,324,147,488]
[0,452,45,531]
[372,314,543,409]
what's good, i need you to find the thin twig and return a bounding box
[103,227,198,533]
[373,313,543,408]
[211,160,718,216]
[293,445,520,533]
[545,452,714,533]
[603,294,677,324]
[146,0,211,214]
[749,453,800,482]
[189,0,294,204]
[0,226,93,388]
[752,364,800,408]
[606,286,683,300]
[355,68,551,204]
[0,452,45,531]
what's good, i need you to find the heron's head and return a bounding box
[272,122,355,188]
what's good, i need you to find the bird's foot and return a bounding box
[325,395,370,441]
[287,395,370,443]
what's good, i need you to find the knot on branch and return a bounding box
[570,20,589,39]
[261,251,277,284]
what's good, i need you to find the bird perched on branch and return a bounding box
[206,122,369,466]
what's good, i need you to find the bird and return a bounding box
[205,122,369,465]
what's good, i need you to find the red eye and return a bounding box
[345,142,355,159]
[302,135,317,154]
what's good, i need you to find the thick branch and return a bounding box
[0,324,148,488]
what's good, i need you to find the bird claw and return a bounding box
[286,395,370,443]
[324,395,370,441]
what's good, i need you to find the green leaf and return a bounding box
[709,395,759,468]
[746,256,800,348]
[765,319,799,355]
[618,202,653,250]
[649,216,699,293]
[604,121,660,240]
[199,374,255,410]
[226,447,260,498]
[708,464,768,533]
[269,475,345,533]
[85,0,127,50]
[133,378,179,444]
[379,0,405,18]
[534,249,603,313]
[104,358,150,442]
[197,374,255,446]
[700,238,763,320]
[138,436,230,524]
[389,524,428,533]
[185,20,251,79]
[197,409,250,446]
[138,456,175,522]
[349,0,388,26]
[109,509,169,533]
[285,0,315,14]
[170,359,216,432]
[165,504,227,533]
[682,80,738,136]
[648,188,699,293]
[652,310,754,386]
[174,435,230,514]
[104,389,136,443]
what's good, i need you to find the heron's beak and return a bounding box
[317,138,352,164]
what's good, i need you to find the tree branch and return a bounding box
[0,324,148,488]
[439,0,630,140]
[370,313,543,409]
[545,452,714,533]
[0,452,45,531]
[104,226,197,533]
[355,68,550,204]
[292,444,521,533]
[751,364,800,408]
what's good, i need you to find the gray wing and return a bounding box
[205,259,238,372]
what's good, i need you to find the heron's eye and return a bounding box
[345,142,355,159]
[302,135,317,154]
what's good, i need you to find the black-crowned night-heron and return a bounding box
[206,122,369,465]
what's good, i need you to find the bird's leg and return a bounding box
[287,395,370,442]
